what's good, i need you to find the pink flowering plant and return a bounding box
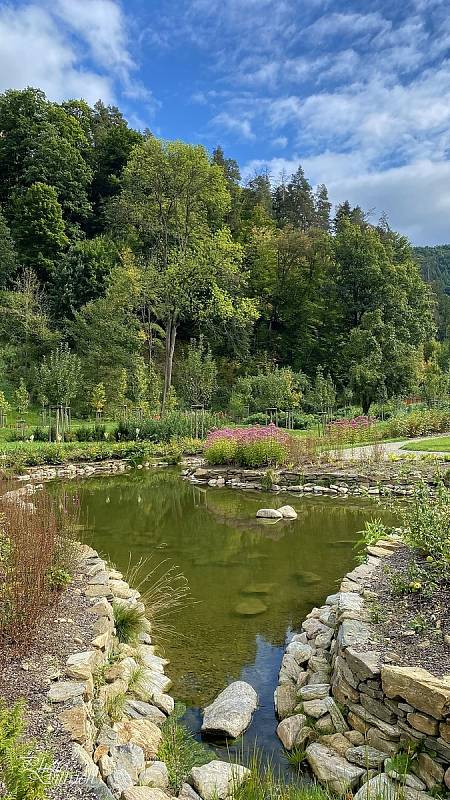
[204,423,289,467]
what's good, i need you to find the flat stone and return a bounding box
[305,742,364,795]
[348,704,401,740]
[48,681,86,703]
[440,721,450,742]
[277,505,297,519]
[256,508,283,519]
[319,733,351,757]
[274,683,297,719]
[202,681,258,738]
[190,760,250,800]
[416,753,444,790]
[346,745,386,768]
[276,714,307,749]
[113,719,162,759]
[325,592,363,613]
[366,728,399,756]
[303,699,329,718]
[123,699,166,725]
[141,761,169,789]
[345,730,365,745]
[285,641,313,664]
[360,694,397,724]
[137,646,169,672]
[110,743,145,783]
[132,669,172,700]
[58,705,90,744]
[122,789,170,800]
[299,684,330,701]
[326,697,349,733]
[338,619,370,649]
[407,712,439,736]
[234,598,267,616]
[381,666,450,719]
[345,649,381,682]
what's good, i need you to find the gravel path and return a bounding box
[341,434,450,460]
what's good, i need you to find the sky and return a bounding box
[1,0,450,245]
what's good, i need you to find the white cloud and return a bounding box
[242,154,450,245]
[210,111,256,140]
[0,0,156,111]
[0,3,114,104]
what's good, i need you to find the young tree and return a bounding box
[176,336,218,407]
[14,378,29,415]
[114,138,256,412]
[90,382,106,417]
[37,343,82,406]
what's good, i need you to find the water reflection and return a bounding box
[55,469,396,767]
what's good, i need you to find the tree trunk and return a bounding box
[161,317,177,415]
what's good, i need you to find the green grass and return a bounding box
[402,436,450,452]
[112,600,146,645]
[157,703,215,790]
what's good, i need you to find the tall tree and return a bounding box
[12,182,68,282]
[113,138,256,412]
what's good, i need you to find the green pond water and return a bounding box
[58,468,395,769]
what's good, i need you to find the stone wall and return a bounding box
[50,545,175,799]
[274,542,450,798]
[186,466,436,497]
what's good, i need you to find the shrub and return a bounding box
[204,424,289,468]
[204,437,238,465]
[400,482,450,572]
[114,411,219,443]
[0,489,77,642]
[0,700,67,798]
[158,703,214,790]
[384,409,450,439]
[112,601,146,644]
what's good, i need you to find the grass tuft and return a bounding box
[112,601,146,644]
[157,703,215,790]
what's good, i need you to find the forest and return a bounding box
[0,86,447,420]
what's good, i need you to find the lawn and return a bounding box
[402,436,450,452]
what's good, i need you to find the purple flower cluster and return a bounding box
[206,423,288,445]
[330,415,375,429]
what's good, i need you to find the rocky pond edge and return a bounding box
[274,537,450,798]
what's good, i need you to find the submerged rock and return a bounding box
[234,598,267,616]
[241,582,275,595]
[201,681,258,738]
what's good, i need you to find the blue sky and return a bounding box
[1,0,450,244]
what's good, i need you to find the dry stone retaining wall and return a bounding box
[274,542,450,797]
[186,466,435,497]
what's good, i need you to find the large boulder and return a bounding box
[274,683,298,719]
[353,774,398,800]
[190,761,250,800]
[201,682,258,739]
[305,743,364,795]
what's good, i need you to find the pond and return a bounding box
[59,469,395,772]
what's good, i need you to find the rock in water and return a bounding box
[277,505,297,519]
[201,681,258,738]
[256,508,283,519]
[234,598,267,616]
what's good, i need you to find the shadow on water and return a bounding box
[54,468,397,773]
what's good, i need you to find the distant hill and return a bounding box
[413,245,450,294]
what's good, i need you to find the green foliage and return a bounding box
[0,390,11,415]
[90,382,106,414]
[112,600,146,644]
[14,379,29,415]
[12,182,69,281]
[104,692,127,723]
[204,437,238,465]
[36,343,82,406]
[0,700,67,798]
[231,368,305,416]
[176,336,218,407]
[46,567,72,591]
[157,703,215,790]
[400,482,450,571]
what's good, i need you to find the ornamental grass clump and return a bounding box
[0,489,78,643]
[204,424,289,467]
